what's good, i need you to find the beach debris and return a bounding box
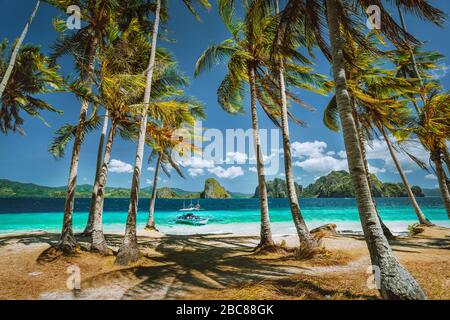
[310,224,338,238]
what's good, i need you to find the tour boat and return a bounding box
[176,213,209,226]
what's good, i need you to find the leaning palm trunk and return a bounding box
[431,149,450,218]
[0,0,40,99]
[145,153,161,231]
[442,145,450,177]
[326,0,426,300]
[59,37,98,253]
[116,0,161,265]
[353,109,394,239]
[249,64,274,249]
[83,110,110,235]
[278,68,317,248]
[275,0,316,249]
[379,126,431,225]
[91,120,117,254]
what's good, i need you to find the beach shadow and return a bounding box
[81,234,307,300]
[0,232,60,249]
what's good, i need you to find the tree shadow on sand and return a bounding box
[80,234,315,300]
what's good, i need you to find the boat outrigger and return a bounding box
[176,213,209,226]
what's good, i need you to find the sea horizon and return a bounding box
[1,197,448,236]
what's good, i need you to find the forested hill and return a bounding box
[301,171,425,198]
[0,172,435,199]
[0,179,251,199]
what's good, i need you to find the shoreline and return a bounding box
[0,225,448,300]
[1,219,450,238]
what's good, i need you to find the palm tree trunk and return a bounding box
[279,77,317,247]
[83,110,110,236]
[248,64,274,249]
[442,146,450,190]
[145,153,161,231]
[0,0,40,99]
[431,149,450,218]
[326,0,426,300]
[379,126,432,225]
[353,111,395,239]
[91,120,116,254]
[58,36,98,254]
[116,0,161,265]
[275,0,316,249]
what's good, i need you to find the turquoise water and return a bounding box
[0,197,449,235]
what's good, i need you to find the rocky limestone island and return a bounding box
[253,178,302,198]
[200,178,231,199]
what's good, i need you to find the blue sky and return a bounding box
[0,0,449,193]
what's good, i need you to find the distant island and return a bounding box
[0,171,439,199]
[0,178,248,199]
[254,171,432,198]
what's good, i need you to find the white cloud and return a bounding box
[368,164,386,174]
[425,174,437,180]
[188,168,205,177]
[294,156,348,174]
[208,166,244,179]
[109,159,133,173]
[225,152,248,164]
[249,167,257,173]
[291,141,328,159]
[180,156,215,169]
[337,151,347,159]
[430,64,449,80]
[146,179,153,185]
[147,167,155,172]
[366,138,428,173]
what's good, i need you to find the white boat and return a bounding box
[179,201,202,212]
[176,213,209,226]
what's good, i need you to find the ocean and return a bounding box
[0,197,449,236]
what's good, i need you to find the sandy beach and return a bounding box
[0,225,448,300]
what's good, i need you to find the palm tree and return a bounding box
[145,98,206,231]
[279,0,445,299]
[324,34,432,226]
[47,0,130,253]
[415,92,450,218]
[82,110,109,236]
[0,0,41,99]
[195,2,280,249]
[271,0,333,248]
[0,42,63,135]
[116,0,211,265]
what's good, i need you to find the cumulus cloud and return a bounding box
[147,167,155,172]
[291,141,327,159]
[425,174,437,180]
[188,168,205,177]
[180,156,215,169]
[208,166,244,179]
[225,152,248,164]
[368,164,386,174]
[294,156,348,174]
[366,138,428,173]
[109,159,133,173]
[248,167,257,173]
